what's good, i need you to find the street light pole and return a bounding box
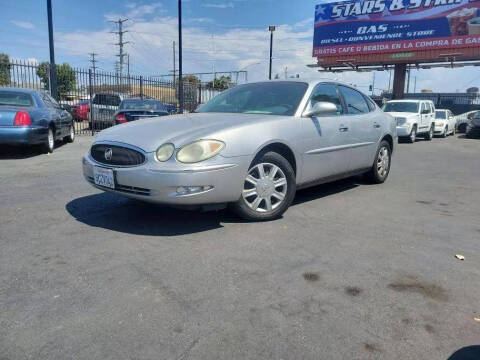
[268,26,276,80]
[46,0,57,100]
[178,0,183,113]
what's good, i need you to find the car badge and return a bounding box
[104,148,113,161]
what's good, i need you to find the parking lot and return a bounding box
[1,135,479,359]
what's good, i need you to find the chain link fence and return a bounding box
[3,60,226,135]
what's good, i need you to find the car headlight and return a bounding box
[176,140,225,163]
[156,143,174,162]
[396,117,407,126]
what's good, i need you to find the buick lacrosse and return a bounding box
[83,80,396,221]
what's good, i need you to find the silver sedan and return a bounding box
[83,80,396,221]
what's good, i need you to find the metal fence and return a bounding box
[3,60,226,135]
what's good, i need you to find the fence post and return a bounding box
[198,83,202,107]
[88,68,94,136]
[140,76,144,99]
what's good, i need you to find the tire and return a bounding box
[425,124,434,141]
[442,126,448,138]
[42,127,55,153]
[366,140,392,184]
[452,126,456,135]
[232,151,296,221]
[65,123,75,143]
[407,125,417,143]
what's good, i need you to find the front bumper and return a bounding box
[82,152,251,205]
[0,126,48,145]
[396,125,411,137]
[434,125,446,134]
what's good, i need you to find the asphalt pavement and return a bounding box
[1,134,479,360]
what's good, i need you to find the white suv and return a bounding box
[383,100,435,143]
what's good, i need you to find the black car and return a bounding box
[113,99,169,125]
[466,111,480,138]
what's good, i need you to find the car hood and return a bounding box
[94,112,277,152]
[386,112,418,118]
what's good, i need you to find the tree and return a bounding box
[206,75,231,90]
[36,62,77,99]
[182,74,200,84]
[0,53,10,85]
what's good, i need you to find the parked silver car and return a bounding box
[83,80,396,220]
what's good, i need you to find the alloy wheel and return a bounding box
[242,163,288,213]
[410,128,416,142]
[376,146,390,179]
[48,129,54,151]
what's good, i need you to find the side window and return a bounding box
[309,84,343,115]
[46,94,61,109]
[40,92,54,109]
[338,86,369,114]
[364,95,377,111]
[429,103,434,114]
[421,103,427,113]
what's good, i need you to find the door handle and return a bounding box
[339,125,349,132]
[373,122,381,128]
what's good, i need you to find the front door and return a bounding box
[338,85,380,171]
[300,83,352,184]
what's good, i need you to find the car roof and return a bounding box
[436,109,448,111]
[0,87,40,95]
[387,99,430,103]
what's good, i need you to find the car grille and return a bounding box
[91,144,145,166]
[86,176,151,196]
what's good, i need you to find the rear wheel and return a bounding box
[42,127,55,153]
[232,152,296,221]
[366,140,391,184]
[425,125,434,141]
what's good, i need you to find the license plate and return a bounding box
[93,166,115,189]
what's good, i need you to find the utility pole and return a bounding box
[178,0,183,113]
[406,68,411,93]
[284,66,288,79]
[89,52,98,73]
[414,76,417,93]
[46,0,57,100]
[110,18,129,80]
[371,71,376,95]
[268,26,276,80]
[127,54,130,77]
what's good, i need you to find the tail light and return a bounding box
[115,114,127,124]
[14,111,32,126]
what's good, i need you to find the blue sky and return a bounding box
[0,0,478,92]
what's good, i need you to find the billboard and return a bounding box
[313,0,480,57]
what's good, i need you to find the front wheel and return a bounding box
[366,140,391,184]
[425,125,434,141]
[407,126,417,143]
[232,152,296,221]
[65,123,75,143]
[442,126,448,138]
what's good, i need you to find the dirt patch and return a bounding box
[417,200,433,205]
[345,286,362,297]
[303,272,320,282]
[388,276,448,302]
[364,343,382,352]
[424,324,435,333]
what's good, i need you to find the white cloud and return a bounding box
[202,2,234,8]
[11,20,35,30]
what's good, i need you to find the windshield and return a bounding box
[0,91,34,107]
[196,82,308,116]
[120,99,166,111]
[383,102,419,113]
[435,111,447,119]
[93,94,121,107]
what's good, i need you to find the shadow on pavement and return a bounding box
[66,178,361,236]
[0,142,67,160]
[447,345,480,360]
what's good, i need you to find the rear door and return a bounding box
[420,102,429,132]
[40,92,62,137]
[300,83,352,183]
[338,85,380,171]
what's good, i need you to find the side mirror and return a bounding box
[60,104,70,111]
[303,101,338,117]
